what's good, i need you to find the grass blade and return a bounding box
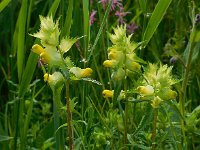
[0,0,11,13]
[17,0,28,82]
[142,0,172,48]
[62,0,73,37]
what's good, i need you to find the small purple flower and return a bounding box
[126,22,138,34]
[99,0,122,12]
[90,10,97,26]
[115,7,131,24]
[170,56,177,64]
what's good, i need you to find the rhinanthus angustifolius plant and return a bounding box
[137,63,178,108]
[102,25,143,98]
[103,25,142,81]
[31,15,93,89]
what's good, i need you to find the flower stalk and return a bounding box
[66,80,74,150]
[151,108,158,150]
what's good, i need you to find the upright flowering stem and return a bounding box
[124,77,128,148]
[151,108,158,150]
[19,98,25,150]
[66,80,74,150]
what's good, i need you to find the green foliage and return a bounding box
[0,0,200,150]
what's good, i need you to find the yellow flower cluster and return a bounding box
[137,63,178,108]
[103,25,141,81]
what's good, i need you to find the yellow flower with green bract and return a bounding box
[103,25,143,81]
[137,63,178,108]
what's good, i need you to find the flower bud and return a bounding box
[137,85,154,96]
[80,68,93,78]
[70,67,93,78]
[32,44,45,55]
[103,60,116,68]
[102,90,114,98]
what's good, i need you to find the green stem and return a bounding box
[66,80,74,150]
[19,97,25,150]
[53,90,65,150]
[124,77,128,148]
[180,22,197,146]
[152,108,158,150]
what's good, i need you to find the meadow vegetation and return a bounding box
[0,0,200,149]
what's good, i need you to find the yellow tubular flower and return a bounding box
[32,44,45,55]
[80,68,93,78]
[44,73,50,82]
[137,85,154,96]
[102,90,114,98]
[103,60,116,68]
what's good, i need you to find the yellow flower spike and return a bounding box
[151,96,163,108]
[103,60,116,68]
[137,85,154,96]
[102,90,114,98]
[80,68,93,78]
[32,44,45,55]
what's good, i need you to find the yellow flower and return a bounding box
[70,67,93,78]
[80,68,93,78]
[32,44,62,67]
[32,44,45,54]
[43,72,64,90]
[137,85,154,96]
[103,60,116,68]
[102,90,114,98]
[44,73,50,82]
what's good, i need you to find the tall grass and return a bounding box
[0,0,200,150]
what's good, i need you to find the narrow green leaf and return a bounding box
[82,0,90,55]
[17,0,28,82]
[87,0,113,61]
[142,0,172,47]
[62,0,73,37]
[0,0,11,13]
[48,0,61,16]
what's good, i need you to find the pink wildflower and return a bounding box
[90,10,97,26]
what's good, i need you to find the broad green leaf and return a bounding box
[142,0,172,47]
